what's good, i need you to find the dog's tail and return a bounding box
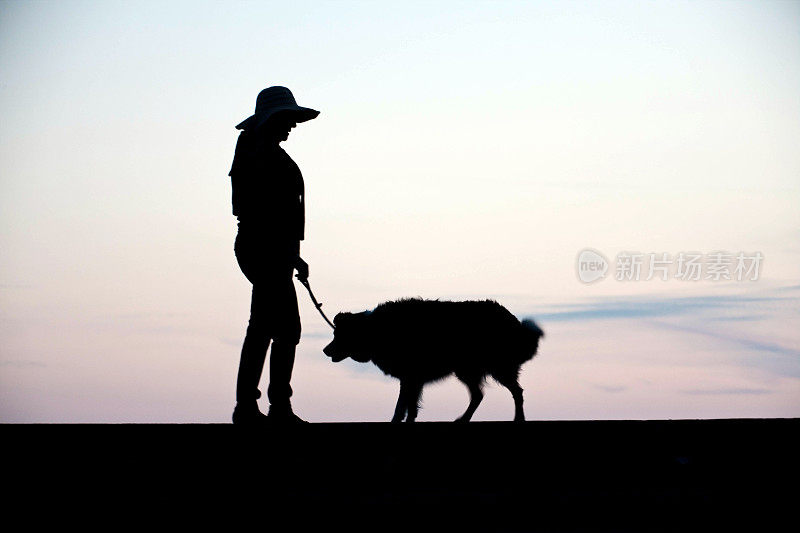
[520,318,544,357]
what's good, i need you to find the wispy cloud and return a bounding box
[524,286,800,381]
[649,319,800,379]
[529,292,793,323]
[650,320,800,358]
[0,360,47,368]
[679,387,772,396]
[773,284,800,293]
[589,383,628,393]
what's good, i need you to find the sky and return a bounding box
[1,0,798,422]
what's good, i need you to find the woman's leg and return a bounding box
[266,267,304,421]
[232,232,273,423]
[235,283,271,404]
[267,340,295,406]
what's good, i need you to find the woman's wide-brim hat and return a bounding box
[235,86,320,131]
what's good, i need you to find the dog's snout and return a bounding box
[323,341,336,357]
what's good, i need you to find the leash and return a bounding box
[297,277,336,330]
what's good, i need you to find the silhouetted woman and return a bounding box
[229,86,319,424]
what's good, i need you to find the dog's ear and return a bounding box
[333,312,348,326]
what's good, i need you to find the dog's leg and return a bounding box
[404,382,423,423]
[509,381,525,422]
[494,371,525,422]
[455,376,483,423]
[391,381,409,423]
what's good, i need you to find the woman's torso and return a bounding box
[229,131,305,250]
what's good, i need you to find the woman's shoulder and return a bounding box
[231,134,286,174]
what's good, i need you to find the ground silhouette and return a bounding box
[3,419,795,531]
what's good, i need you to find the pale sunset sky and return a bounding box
[1,0,798,422]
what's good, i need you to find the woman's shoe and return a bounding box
[267,402,308,424]
[232,402,270,425]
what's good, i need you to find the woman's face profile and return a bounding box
[263,112,297,143]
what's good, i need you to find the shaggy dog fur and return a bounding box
[323,298,544,422]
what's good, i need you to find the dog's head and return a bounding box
[323,311,373,363]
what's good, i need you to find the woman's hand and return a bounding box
[295,256,309,282]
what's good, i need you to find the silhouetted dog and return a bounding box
[323,298,544,422]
